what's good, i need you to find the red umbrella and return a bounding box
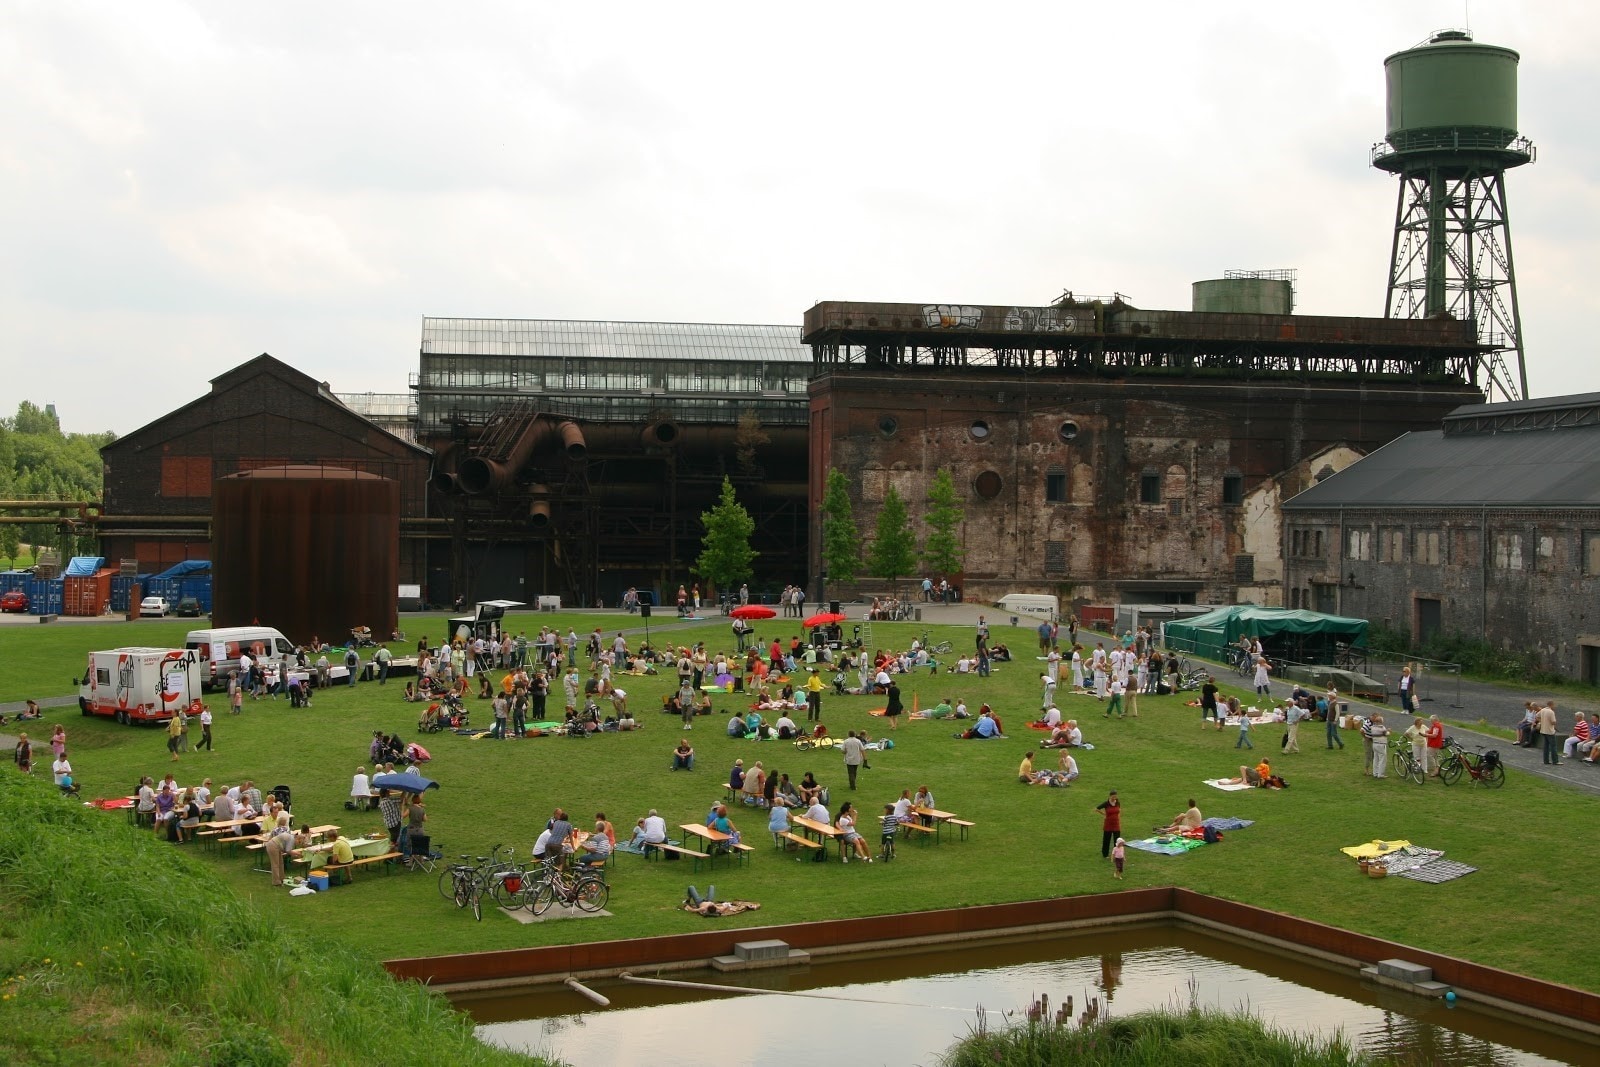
[803,612,848,628]
[730,604,776,620]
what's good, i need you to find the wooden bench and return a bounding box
[946,818,975,840]
[777,831,822,851]
[728,841,755,867]
[899,821,938,844]
[646,842,711,872]
[324,851,403,885]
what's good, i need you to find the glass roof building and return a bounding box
[414,317,811,436]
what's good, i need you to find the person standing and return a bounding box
[1252,656,1271,697]
[1325,690,1345,750]
[1284,701,1302,754]
[166,713,183,762]
[1537,701,1560,765]
[805,667,824,722]
[1426,714,1446,774]
[1235,712,1254,750]
[375,645,392,685]
[49,724,66,761]
[883,680,902,730]
[1398,664,1416,713]
[1096,790,1122,858]
[13,732,32,775]
[1200,677,1219,728]
[1104,676,1125,719]
[1405,716,1430,776]
[1111,837,1126,880]
[1041,673,1058,711]
[1367,714,1390,778]
[198,704,213,752]
[840,731,866,790]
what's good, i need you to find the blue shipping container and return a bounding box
[0,571,27,594]
[24,577,63,616]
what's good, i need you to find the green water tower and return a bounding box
[1373,29,1534,401]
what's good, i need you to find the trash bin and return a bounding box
[913,608,922,622]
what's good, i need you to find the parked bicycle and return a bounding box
[1390,740,1428,785]
[438,843,515,921]
[1438,738,1506,788]
[529,858,609,916]
[917,631,954,656]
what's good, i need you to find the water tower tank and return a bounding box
[1384,30,1520,152]
[1192,277,1293,315]
[212,465,399,644]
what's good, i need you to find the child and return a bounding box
[1111,837,1126,879]
[1235,712,1254,749]
[879,804,900,861]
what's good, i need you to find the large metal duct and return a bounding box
[641,419,680,447]
[569,424,808,454]
[528,484,552,529]
[558,421,587,461]
[429,443,462,495]
[458,418,558,495]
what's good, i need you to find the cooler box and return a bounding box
[308,872,330,892]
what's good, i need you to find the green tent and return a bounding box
[1163,606,1367,665]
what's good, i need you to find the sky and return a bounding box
[3,1,1596,437]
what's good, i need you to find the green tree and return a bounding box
[695,476,757,595]
[866,484,917,593]
[921,467,966,575]
[819,467,861,583]
[0,525,18,568]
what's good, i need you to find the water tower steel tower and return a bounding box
[1373,29,1534,401]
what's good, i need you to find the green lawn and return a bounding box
[10,611,1597,993]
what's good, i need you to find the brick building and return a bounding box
[1282,393,1600,682]
[804,299,1487,609]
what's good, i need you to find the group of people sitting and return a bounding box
[1017,749,1078,787]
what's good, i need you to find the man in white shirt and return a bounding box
[774,713,798,739]
[351,767,371,810]
[804,800,830,825]
[1041,706,1062,728]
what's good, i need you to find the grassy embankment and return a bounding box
[0,771,548,1067]
[6,611,1597,996]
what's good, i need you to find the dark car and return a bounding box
[0,590,28,613]
[175,596,203,617]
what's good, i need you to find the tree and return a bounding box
[0,524,17,568]
[921,467,966,576]
[695,476,757,595]
[733,411,770,476]
[819,467,861,583]
[866,484,917,593]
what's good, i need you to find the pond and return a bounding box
[459,926,1591,1066]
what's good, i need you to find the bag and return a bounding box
[818,787,830,806]
[1202,826,1220,844]
[812,845,828,863]
[1281,733,1288,749]
[1481,749,1500,770]
[344,800,358,811]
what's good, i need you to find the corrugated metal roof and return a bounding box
[420,317,809,363]
[1284,424,1600,509]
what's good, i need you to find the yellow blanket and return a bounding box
[1339,839,1411,859]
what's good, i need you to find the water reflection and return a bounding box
[463,928,1586,1067]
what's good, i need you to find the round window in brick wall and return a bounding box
[974,470,1003,499]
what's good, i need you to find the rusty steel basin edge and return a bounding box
[384,887,1600,1029]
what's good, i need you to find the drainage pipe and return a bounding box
[617,972,1004,1014]
[564,977,610,1006]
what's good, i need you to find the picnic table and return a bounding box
[913,806,975,843]
[679,823,734,870]
[791,814,846,862]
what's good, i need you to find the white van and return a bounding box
[184,626,295,691]
[78,647,204,725]
[995,593,1060,619]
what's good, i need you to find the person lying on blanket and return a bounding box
[1221,759,1275,787]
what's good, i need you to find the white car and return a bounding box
[140,596,171,617]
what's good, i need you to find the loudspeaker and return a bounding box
[640,604,652,618]
[829,600,841,615]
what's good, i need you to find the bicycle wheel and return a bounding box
[439,867,460,900]
[452,876,471,909]
[793,738,815,751]
[1440,757,1464,786]
[1405,755,1427,785]
[490,869,525,909]
[573,877,609,913]
[530,880,559,917]
[471,884,483,922]
[1483,763,1507,788]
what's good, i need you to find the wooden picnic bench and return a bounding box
[791,814,846,862]
[646,841,711,866]
[323,851,403,885]
[777,830,822,851]
[898,821,938,844]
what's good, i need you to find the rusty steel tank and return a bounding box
[212,465,398,645]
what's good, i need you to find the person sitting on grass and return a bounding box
[671,737,695,770]
[960,706,1002,739]
[1018,751,1039,783]
[1154,799,1203,835]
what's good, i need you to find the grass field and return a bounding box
[7,610,1598,995]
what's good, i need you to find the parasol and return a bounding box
[803,612,848,628]
[372,771,439,794]
[730,605,776,620]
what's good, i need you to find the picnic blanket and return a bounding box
[1128,836,1208,855]
[1204,779,1253,792]
[1371,846,1444,875]
[1396,859,1478,884]
[1202,817,1254,832]
[91,797,133,810]
[1339,839,1412,860]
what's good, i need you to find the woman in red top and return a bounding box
[1425,715,1445,776]
[1096,790,1121,858]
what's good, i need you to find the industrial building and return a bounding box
[1282,393,1600,684]
[803,289,1486,609]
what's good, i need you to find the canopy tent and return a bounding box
[1164,606,1367,665]
[152,560,211,580]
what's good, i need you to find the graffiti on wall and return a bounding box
[1003,306,1076,333]
[922,304,983,330]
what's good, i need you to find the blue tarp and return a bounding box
[63,556,106,577]
[153,560,211,580]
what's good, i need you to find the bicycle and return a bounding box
[917,631,954,656]
[1438,738,1506,788]
[437,844,513,905]
[528,859,609,915]
[1390,740,1428,785]
[444,856,488,921]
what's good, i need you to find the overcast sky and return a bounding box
[4,1,1595,437]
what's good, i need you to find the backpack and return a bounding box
[1202,825,1221,844]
